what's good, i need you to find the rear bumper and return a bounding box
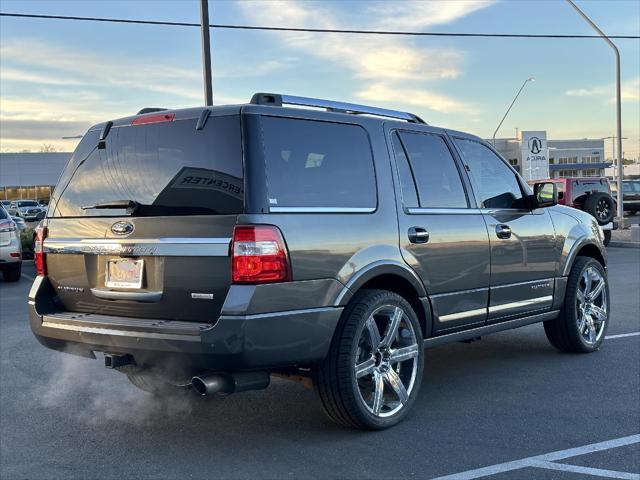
[0,240,22,263]
[29,276,342,370]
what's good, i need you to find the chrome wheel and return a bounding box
[576,266,608,345]
[354,305,419,418]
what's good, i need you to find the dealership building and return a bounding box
[491,131,611,180]
[0,152,71,201]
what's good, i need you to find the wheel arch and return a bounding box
[562,238,607,276]
[334,261,432,338]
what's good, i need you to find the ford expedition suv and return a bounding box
[29,94,609,430]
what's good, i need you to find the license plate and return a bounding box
[106,259,144,289]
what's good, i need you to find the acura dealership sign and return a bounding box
[521,131,549,181]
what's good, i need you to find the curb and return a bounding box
[608,241,640,249]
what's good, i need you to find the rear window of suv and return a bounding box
[261,117,376,210]
[571,179,610,202]
[52,115,244,217]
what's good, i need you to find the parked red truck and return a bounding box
[529,177,616,245]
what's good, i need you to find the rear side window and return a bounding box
[396,131,467,208]
[52,115,244,217]
[261,117,376,209]
[454,138,523,209]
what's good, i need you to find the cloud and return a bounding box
[566,76,639,103]
[0,120,92,140]
[235,1,492,82]
[369,1,496,30]
[357,83,478,114]
[235,0,488,117]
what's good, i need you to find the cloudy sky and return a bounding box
[0,0,638,159]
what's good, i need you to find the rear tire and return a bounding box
[2,263,21,282]
[313,289,424,430]
[544,257,609,353]
[603,230,611,246]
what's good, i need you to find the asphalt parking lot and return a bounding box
[1,249,638,480]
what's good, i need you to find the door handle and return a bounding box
[408,227,430,244]
[495,224,512,239]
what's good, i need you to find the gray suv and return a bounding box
[29,94,609,429]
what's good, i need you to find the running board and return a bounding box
[424,310,559,349]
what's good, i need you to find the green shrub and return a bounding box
[21,227,35,259]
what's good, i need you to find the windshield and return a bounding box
[52,114,244,217]
[17,201,38,207]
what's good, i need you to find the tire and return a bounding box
[544,256,609,353]
[117,365,191,396]
[2,263,21,282]
[584,192,615,225]
[313,289,424,430]
[603,230,611,246]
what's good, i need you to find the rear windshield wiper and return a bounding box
[82,200,140,214]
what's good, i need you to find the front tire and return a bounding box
[313,290,424,430]
[544,257,609,353]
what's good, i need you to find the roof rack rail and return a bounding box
[250,93,426,124]
[136,107,168,115]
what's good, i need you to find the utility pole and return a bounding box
[567,0,624,227]
[200,0,213,106]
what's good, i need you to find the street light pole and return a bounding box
[567,0,624,227]
[200,0,213,106]
[492,77,535,146]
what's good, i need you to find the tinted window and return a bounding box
[261,117,376,209]
[53,115,244,217]
[454,138,523,209]
[392,132,418,208]
[0,207,8,220]
[571,179,609,202]
[17,201,38,207]
[398,132,467,208]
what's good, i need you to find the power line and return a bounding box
[1,12,639,39]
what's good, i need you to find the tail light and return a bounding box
[131,113,175,126]
[232,225,291,284]
[0,220,16,233]
[34,225,48,276]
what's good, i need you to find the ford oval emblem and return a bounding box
[111,221,134,236]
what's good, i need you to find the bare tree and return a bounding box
[39,144,57,153]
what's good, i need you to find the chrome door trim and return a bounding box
[430,287,489,298]
[406,208,481,215]
[439,307,488,322]
[43,237,231,257]
[269,207,375,213]
[491,278,554,289]
[90,288,163,302]
[488,295,553,314]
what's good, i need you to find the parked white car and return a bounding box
[0,205,22,282]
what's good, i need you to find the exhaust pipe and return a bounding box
[191,371,270,396]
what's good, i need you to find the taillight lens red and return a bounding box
[231,225,291,284]
[34,225,48,276]
[131,112,175,126]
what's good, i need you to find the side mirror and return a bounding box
[531,182,558,208]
